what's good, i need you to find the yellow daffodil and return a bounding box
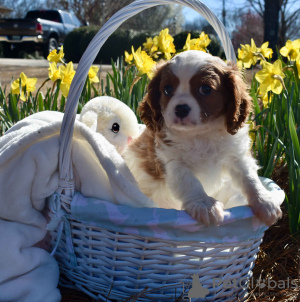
[258,41,273,59]
[11,72,37,101]
[238,39,258,68]
[258,87,273,108]
[296,52,300,78]
[88,66,99,83]
[183,33,204,51]
[132,46,156,79]
[280,39,300,61]
[124,51,133,64]
[183,32,211,52]
[47,46,64,63]
[237,48,244,60]
[48,62,61,81]
[183,33,193,51]
[247,121,256,145]
[255,60,285,95]
[59,62,75,97]
[261,92,273,108]
[143,37,158,54]
[199,31,211,48]
[237,59,244,70]
[153,28,176,60]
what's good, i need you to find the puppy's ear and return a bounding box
[223,64,252,135]
[138,63,166,132]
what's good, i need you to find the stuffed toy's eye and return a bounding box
[164,85,173,96]
[111,123,120,133]
[199,85,212,96]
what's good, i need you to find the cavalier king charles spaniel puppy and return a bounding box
[123,50,282,226]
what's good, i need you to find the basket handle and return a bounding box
[58,0,236,183]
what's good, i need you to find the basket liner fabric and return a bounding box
[71,178,284,243]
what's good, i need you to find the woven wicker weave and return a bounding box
[49,1,278,301]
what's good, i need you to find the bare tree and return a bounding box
[231,10,264,51]
[122,4,183,34]
[246,0,300,49]
[0,0,43,18]
[278,0,300,45]
[45,0,134,25]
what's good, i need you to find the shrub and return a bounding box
[64,27,151,64]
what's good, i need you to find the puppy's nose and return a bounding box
[175,104,191,119]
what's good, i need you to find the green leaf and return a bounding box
[38,93,44,112]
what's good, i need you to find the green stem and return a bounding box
[272,75,287,91]
[253,52,266,61]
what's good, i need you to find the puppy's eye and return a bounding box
[111,123,120,133]
[199,85,212,96]
[164,85,173,96]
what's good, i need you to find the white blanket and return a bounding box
[0,111,155,302]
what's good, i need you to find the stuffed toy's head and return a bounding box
[79,96,139,154]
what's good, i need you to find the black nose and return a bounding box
[175,104,191,119]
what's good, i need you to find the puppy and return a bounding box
[123,50,282,226]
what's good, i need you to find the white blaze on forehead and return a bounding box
[168,50,226,79]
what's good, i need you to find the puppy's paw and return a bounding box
[184,197,224,226]
[250,193,282,226]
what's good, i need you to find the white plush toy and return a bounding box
[79,96,140,154]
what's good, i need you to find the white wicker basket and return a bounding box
[49,1,283,301]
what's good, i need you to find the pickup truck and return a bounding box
[0,9,84,58]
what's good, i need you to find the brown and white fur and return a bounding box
[123,50,282,226]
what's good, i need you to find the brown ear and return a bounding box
[223,64,252,135]
[138,63,166,132]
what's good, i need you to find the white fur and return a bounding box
[124,51,282,226]
[80,96,139,154]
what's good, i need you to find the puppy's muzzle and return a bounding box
[175,104,191,119]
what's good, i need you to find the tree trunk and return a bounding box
[264,0,280,58]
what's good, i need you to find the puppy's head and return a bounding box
[139,50,252,135]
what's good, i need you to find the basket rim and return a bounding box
[65,177,284,243]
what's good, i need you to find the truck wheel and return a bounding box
[43,37,58,58]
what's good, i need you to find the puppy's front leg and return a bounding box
[228,157,282,226]
[165,161,224,226]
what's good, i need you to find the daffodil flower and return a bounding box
[237,59,244,70]
[143,37,158,54]
[11,72,37,101]
[296,51,300,78]
[47,46,64,63]
[183,33,205,52]
[247,121,256,145]
[280,39,300,61]
[238,39,258,68]
[48,62,61,81]
[88,66,99,83]
[183,33,193,51]
[132,46,156,79]
[199,31,211,48]
[258,88,273,108]
[59,62,75,97]
[183,32,211,52]
[153,28,176,60]
[255,60,285,95]
[258,41,273,59]
[124,51,133,64]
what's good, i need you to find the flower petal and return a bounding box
[271,79,283,94]
[273,60,285,77]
